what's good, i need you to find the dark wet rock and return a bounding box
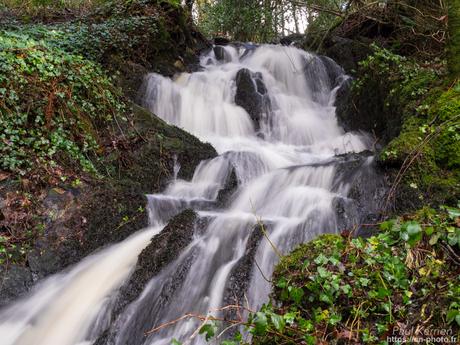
[322,36,373,74]
[213,45,227,61]
[332,196,360,233]
[293,33,371,74]
[106,104,217,194]
[279,33,305,46]
[334,78,354,132]
[94,209,199,345]
[330,151,388,236]
[216,168,238,207]
[120,209,197,306]
[319,55,345,89]
[60,186,149,269]
[334,75,401,143]
[0,266,33,308]
[113,60,148,101]
[235,68,271,131]
[213,37,230,45]
[27,247,62,280]
[222,224,264,319]
[304,55,342,104]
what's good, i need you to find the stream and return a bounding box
[0,44,380,345]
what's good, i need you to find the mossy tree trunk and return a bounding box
[448,0,460,79]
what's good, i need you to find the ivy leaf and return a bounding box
[320,293,333,304]
[447,309,459,324]
[252,311,268,335]
[405,221,422,247]
[329,313,342,325]
[359,277,370,287]
[445,207,460,219]
[199,323,216,341]
[317,266,329,278]
[289,286,304,304]
[425,226,434,236]
[270,313,285,331]
[283,311,296,325]
[276,277,287,288]
[341,284,352,295]
[429,232,441,246]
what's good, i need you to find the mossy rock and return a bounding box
[337,45,458,212]
[105,104,216,194]
[379,82,460,211]
[93,209,199,345]
[256,211,460,344]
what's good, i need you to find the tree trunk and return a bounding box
[292,2,300,34]
[448,0,460,79]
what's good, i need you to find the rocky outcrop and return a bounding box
[222,224,264,319]
[235,68,271,131]
[111,104,217,193]
[216,168,238,207]
[321,36,373,74]
[213,45,228,61]
[94,209,200,345]
[118,209,197,309]
[334,76,402,144]
[330,151,388,236]
[0,105,217,306]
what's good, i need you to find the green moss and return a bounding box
[248,207,460,345]
[100,104,216,194]
[274,234,345,276]
[351,46,460,208]
[448,0,460,78]
[381,83,460,205]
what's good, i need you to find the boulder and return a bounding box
[213,37,230,46]
[94,209,199,345]
[235,68,271,131]
[213,45,227,61]
[0,105,217,306]
[0,266,33,308]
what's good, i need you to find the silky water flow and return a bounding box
[0,44,377,345]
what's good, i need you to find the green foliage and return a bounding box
[3,15,162,65]
[354,44,459,207]
[197,0,276,41]
[354,44,439,113]
[0,0,111,12]
[195,0,347,42]
[194,206,460,344]
[0,29,127,175]
[199,322,218,341]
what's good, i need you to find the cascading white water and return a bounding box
[0,44,373,345]
[0,227,161,345]
[107,44,371,345]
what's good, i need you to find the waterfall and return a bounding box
[0,227,161,345]
[0,44,376,345]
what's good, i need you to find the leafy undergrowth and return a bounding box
[0,30,127,176]
[1,0,196,76]
[255,206,460,344]
[352,45,460,210]
[2,6,176,70]
[0,28,131,265]
[0,0,208,266]
[192,206,460,345]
